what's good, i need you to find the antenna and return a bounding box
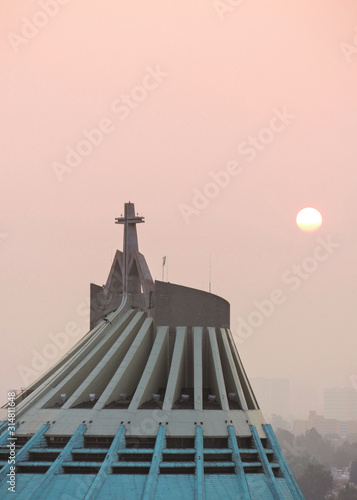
[209,254,211,293]
[162,256,166,281]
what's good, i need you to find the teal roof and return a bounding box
[0,424,304,499]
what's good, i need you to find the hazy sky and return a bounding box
[1,0,357,417]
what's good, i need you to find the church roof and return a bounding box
[0,203,304,499]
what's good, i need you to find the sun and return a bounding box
[296,207,322,233]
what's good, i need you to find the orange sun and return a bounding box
[296,207,322,233]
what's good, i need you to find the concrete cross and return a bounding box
[115,202,144,293]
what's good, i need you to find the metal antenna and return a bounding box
[209,254,212,293]
[162,256,166,281]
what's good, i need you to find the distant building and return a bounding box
[250,377,271,414]
[290,384,320,419]
[271,378,290,416]
[331,466,350,492]
[294,410,357,438]
[324,387,357,421]
[251,377,290,417]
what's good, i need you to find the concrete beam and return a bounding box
[16,309,135,418]
[250,425,281,499]
[194,425,205,500]
[263,424,304,500]
[95,318,153,409]
[220,329,248,411]
[42,311,138,409]
[29,424,87,500]
[207,328,229,411]
[0,424,18,446]
[0,424,50,485]
[193,327,203,411]
[163,327,187,410]
[64,312,145,408]
[226,329,258,410]
[227,425,250,499]
[84,425,126,500]
[0,421,8,435]
[129,326,169,410]
[141,425,166,500]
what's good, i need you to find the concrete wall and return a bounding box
[153,281,230,329]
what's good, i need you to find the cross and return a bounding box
[115,202,145,293]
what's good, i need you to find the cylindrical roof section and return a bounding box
[153,281,230,329]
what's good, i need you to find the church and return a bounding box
[0,202,304,499]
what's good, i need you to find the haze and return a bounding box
[1,0,357,419]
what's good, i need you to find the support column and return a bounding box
[64,312,145,409]
[227,425,250,499]
[163,327,187,410]
[0,424,18,446]
[193,327,203,411]
[19,310,135,416]
[220,329,248,411]
[0,424,50,485]
[226,329,258,409]
[95,318,153,409]
[263,424,304,500]
[84,425,126,500]
[28,424,87,500]
[141,425,166,500]
[129,327,169,410]
[250,425,281,499]
[208,328,229,411]
[194,425,205,500]
[0,421,8,435]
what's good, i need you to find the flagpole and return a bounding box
[162,256,166,281]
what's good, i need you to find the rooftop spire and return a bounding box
[115,202,145,293]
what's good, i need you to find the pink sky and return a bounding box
[1,0,357,417]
